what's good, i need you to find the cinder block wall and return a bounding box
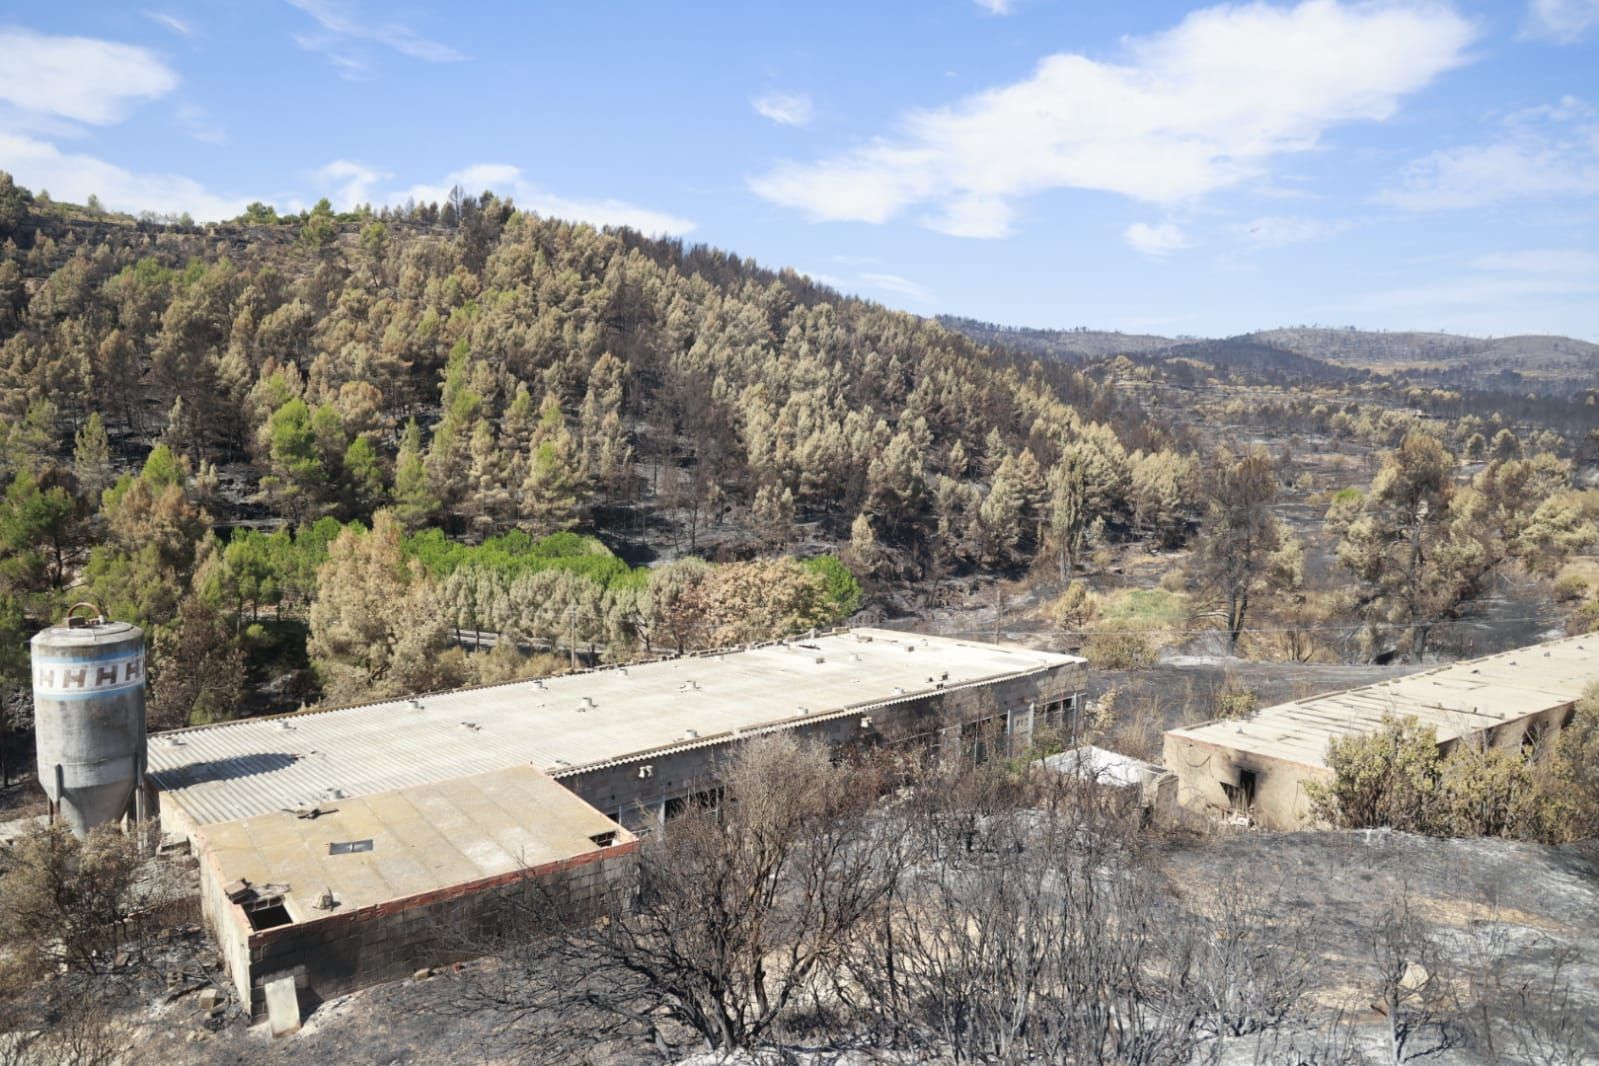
[562,662,1087,827]
[1164,700,1582,831]
[210,841,639,1019]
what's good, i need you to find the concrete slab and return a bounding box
[264,974,300,1037]
[195,765,630,919]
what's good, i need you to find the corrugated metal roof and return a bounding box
[149,628,1082,826]
[1168,633,1598,768]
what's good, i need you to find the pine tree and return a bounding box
[391,418,439,529]
[72,412,112,500]
[519,395,580,535]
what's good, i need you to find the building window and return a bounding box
[961,716,1002,764]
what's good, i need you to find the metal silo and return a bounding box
[31,603,148,837]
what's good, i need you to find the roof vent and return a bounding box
[579,697,595,712]
[532,679,545,689]
[460,721,481,731]
[683,729,699,740]
[277,720,295,731]
[814,656,826,664]
[893,686,906,696]
[679,680,699,693]
[410,698,423,710]
[797,705,809,715]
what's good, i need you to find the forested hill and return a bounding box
[0,177,1202,720]
[941,316,1599,389]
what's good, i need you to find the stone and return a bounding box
[198,987,222,1010]
[264,975,300,1037]
[412,968,433,980]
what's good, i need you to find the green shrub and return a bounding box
[801,555,862,622]
[1083,624,1156,670]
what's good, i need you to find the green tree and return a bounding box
[0,468,84,593]
[341,433,386,517]
[800,555,862,622]
[300,197,337,249]
[391,419,440,528]
[520,395,580,535]
[307,511,463,704]
[72,412,113,501]
[1307,715,1443,831]
[260,397,330,519]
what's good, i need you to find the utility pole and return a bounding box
[567,605,578,670]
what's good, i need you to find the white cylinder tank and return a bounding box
[31,604,148,837]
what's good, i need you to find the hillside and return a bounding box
[0,182,1200,724]
[936,316,1178,359]
[942,317,1599,389]
[1248,326,1599,381]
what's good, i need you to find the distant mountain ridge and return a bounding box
[938,317,1599,387]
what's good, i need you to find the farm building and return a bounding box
[142,628,1086,1019]
[1163,633,1598,830]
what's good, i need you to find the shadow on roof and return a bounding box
[154,752,301,787]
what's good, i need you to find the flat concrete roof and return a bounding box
[198,765,629,919]
[150,628,1082,827]
[1167,633,1598,769]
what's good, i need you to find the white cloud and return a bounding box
[176,103,227,144]
[0,131,247,219]
[1124,221,1189,256]
[0,29,178,124]
[390,163,696,235]
[143,11,193,37]
[752,91,814,127]
[287,0,465,73]
[315,159,390,208]
[751,0,1475,238]
[1352,245,1599,331]
[1523,0,1599,42]
[1381,96,1599,210]
[974,0,1016,14]
[1471,249,1599,274]
[861,272,935,304]
[1236,214,1350,247]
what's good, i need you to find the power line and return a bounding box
[941,613,1579,640]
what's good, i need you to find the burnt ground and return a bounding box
[98,830,1599,1065]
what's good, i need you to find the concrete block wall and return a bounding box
[561,661,1087,828]
[235,841,639,1019]
[1164,701,1582,831]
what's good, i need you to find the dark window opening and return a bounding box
[664,787,723,821]
[961,717,1003,764]
[246,898,292,931]
[1222,770,1258,814]
[589,830,617,848]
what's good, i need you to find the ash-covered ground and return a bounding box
[116,829,1599,1065]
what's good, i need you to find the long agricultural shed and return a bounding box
[1163,633,1598,830]
[143,628,1087,1016]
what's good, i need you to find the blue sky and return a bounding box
[3,1,1598,340]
